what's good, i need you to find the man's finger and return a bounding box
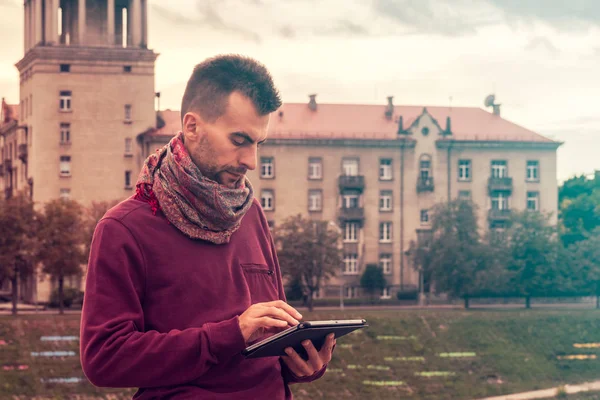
[261,306,299,326]
[284,347,312,376]
[260,300,303,320]
[319,333,335,360]
[281,355,304,377]
[302,340,322,371]
[257,316,289,330]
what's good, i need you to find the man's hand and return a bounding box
[281,333,336,377]
[238,300,303,344]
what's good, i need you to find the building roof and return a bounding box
[1,98,19,125]
[145,103,555,144]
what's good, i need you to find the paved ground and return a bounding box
[477,380,600,400]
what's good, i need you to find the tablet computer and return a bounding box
[242,319,367,359]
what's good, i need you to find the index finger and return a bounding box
[261,300,303,320]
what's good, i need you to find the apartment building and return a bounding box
[141,96,561,299]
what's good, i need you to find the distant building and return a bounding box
[141,96,562,300]
[0,0,156,303]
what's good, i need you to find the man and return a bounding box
[80,55,335,399]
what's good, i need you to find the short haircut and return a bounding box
[181,54,282,123]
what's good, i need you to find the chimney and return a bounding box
[397,116,406,135]
[492,104,501,116]
[445,116,452,135]
[385,96,393,120]
[308,94,317,111]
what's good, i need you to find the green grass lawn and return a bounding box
[1,309,599,400]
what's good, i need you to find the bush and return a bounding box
[397,290,419,301]
[48,287,84,308]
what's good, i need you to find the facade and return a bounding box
[0,0,157,303]
[141,97,561,300]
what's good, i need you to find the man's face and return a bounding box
[183,91,270,189]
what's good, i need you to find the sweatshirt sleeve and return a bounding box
[264,218,328,384]
[80,217,246,388]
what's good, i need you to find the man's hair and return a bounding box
[181,54,282,123]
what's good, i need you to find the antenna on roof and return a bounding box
[484,94,501,116]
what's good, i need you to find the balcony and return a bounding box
[338,207,365,225]
[417,176,434,192]
[339,175,365,192]
[4,159,12,172]
[488,177,513,193]
[18,144,27,164]
[488,209,512,222]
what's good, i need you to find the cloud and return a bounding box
[315,19,371,37]
[372,0,502,36]
[488,0,600,30]
[151,2,262,44]
[525,37,559,55]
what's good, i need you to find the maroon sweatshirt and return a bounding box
[80,196,325,399]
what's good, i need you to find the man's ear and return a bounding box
[182,112,203,143]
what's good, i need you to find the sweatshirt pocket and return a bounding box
[240,263,278,304]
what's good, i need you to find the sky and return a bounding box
[0,0,599,182]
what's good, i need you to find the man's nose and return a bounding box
[239,146,257,171]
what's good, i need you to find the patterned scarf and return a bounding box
[134,132,254,244]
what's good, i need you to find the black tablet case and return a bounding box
[242,320,367,359]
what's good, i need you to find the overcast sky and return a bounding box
[1,0,599,182]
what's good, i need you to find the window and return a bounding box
[59,91,72,111]
[491,160,508,178]
[59,188,70,200]
[380,190,393,211]
[458,190,471,200]
[29,94,32,116]
[60,155,71,176]
[124,65,132,73]
[124,104,132,122]
[60,123,70,144]
[420,209,430,225]
[125,138,133,155]
[379,222,392,243]
[343,254,358,275]
[527,161,539,181]
[261,157,274,178]
[420,155,431,180]
[379,159,392,180]
[342,158,359,176]
[491,192,509,210]
[308,157,322,179]
[261,190,274,210]
[380,287,391,300]
[125,171,132,188]
[60,64,70,73]
[527,191,539,211]
[342,193,359,208]
[308,190,322,212]
[345,286,357,298]
[344,222,359,243]
[458,159,471,181]
[380,254,392,274]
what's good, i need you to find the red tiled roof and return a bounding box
[146,103,554,143]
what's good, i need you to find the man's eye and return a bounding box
[232,138,245,146]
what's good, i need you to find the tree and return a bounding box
[82,200,119,260]
[565,229,600,308]
[274,214,343,311]
[0,191,39,315]
[37,199,87,314]
[559,174,600,246]
[411,200,490,305]
[501,211,566,308]
[360,264,386,302]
